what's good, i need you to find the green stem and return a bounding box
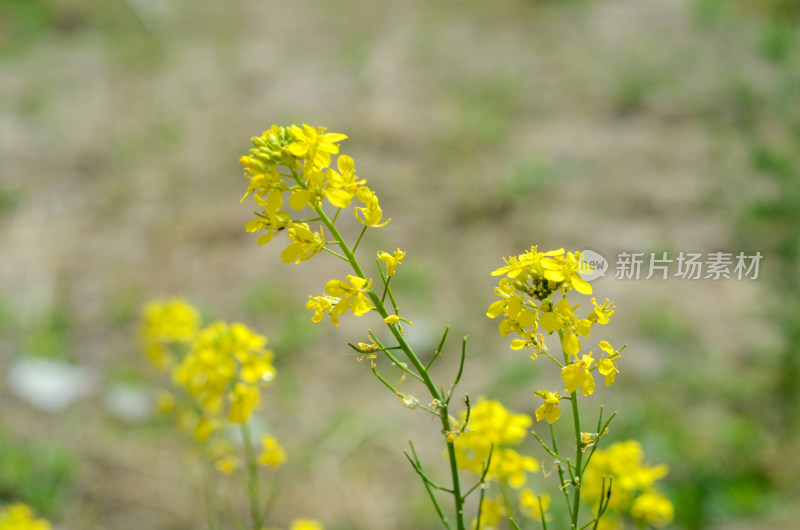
[569,390,583,529]
[309,198,466,530]
[550,423,573,520]
[558,330,583,529]
[240,423,261,530]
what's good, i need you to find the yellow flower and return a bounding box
[326,275,373,318]
[215,454,239,475]
[170,321,274,425]
[281,223,325,264]
[0,504,51,530]
[288,124,347,168]
[588,297,615,325]
[289,163,326,210]
[454,398,538,488]
[289,519,324,530]
[193,417,217,442]
[519,489,550,520]
[324,155,364,208]
[354,186,390,227]
[631,491,674,528]
[582,440,670,514]
[306,295,340,326]
[228,383,260,423]
[472,497,504,529]
[561,353,596,396]
[534,390,561,424]
[597,341,620,386]
[378,248,406,276]
[247,192,292,246]
[141,300,200,371]
[258,435,287,468]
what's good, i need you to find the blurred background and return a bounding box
[2,0,800,528]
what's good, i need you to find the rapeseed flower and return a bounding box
[561,353,596,396]
[454,399,538,488]
[288,124,347,168]
[325,275,373,318]
[534,390,562,424]
[281,223,325,264]
[0,504,50,530]
[378,248,406,276]
[519,489,550,520]
[258,435,287,468]
[582,440,671,524]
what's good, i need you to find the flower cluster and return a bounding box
[0,504,50,530]
[239,124,400,326]
[240,124,388,252]
[473,491,551,530]
[582,441,674,528]
[454,399,539,489]
[488,247,621,421]
[141,299,282,474]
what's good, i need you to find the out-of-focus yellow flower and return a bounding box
[519,489,550,520]
[0,503,51,530]
[169,320,275,426]
[141,299,200,370]
[142,299,200,343]
[289,518,325,530]
[472,497,504,529]
[561,353,596,396]
[193,417,217,442]
[228,383,260,424]
[258,435,287,468]
[454,398,538,488]
[378,248,406,276]
[534,390,561,424]
[215,454,239,475]
[631,491,674,528]
[583,440,671,518]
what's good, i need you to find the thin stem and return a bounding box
[551,423,573,520]
[427,326,450,370]
[445,337,468,404]
[557,330,584,529]
[307,196,466,529]
[539,494,549,530]
[240,423,261,530]
[368,331,425,384]
[352,225,369,253]
[321,246,347,261]
[463,444,494,498]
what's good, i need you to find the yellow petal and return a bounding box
[539,312,562,332]
[351,293,372,316]
[572,276,593,295]
[562,332,580,356]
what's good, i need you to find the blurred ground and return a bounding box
[1,0,799,528]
